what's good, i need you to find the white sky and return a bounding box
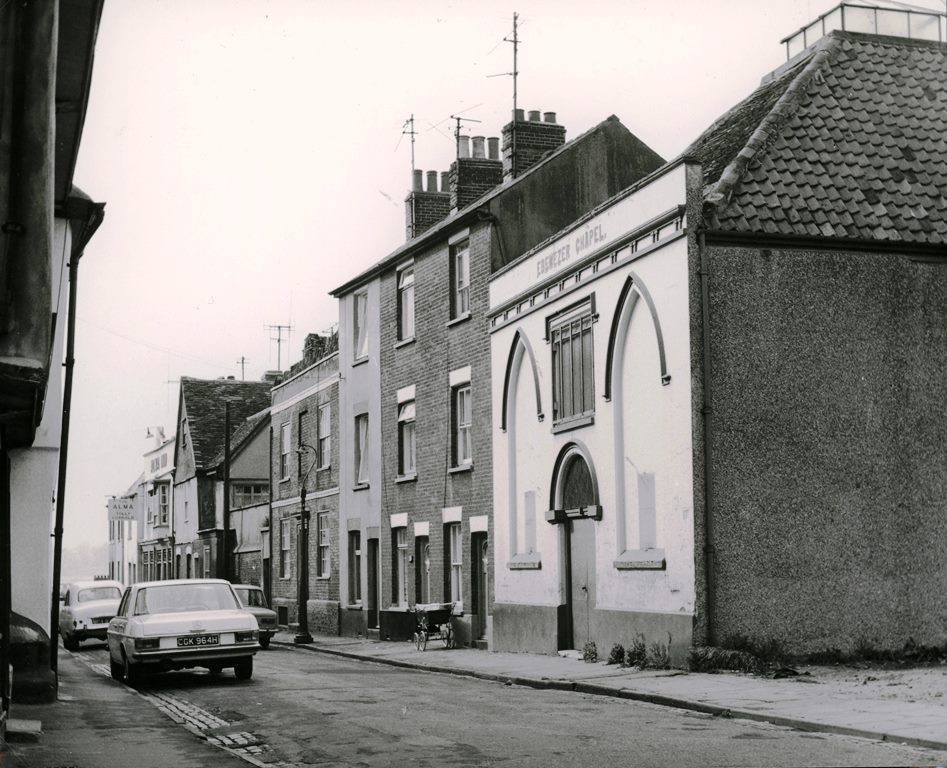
[62,0,936,554]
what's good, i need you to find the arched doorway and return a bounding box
[548,443,602,650]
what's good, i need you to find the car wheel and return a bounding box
[62,632,79,652]
[234,657,253,680]
[208,664,223,674]
[259,636,270,650]
[122,652,141,688]
[109,654,123,681]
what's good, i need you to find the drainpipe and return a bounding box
[223,401,231,582]
[698,228,717,646]
[49,196,106,675]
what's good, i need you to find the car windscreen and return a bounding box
[235,588,267,608]
[133,583,239,615]
[77,586,121,602]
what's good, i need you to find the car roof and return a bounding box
[131,578,233,589]
[67,580,123,590]
[232,584,263,590]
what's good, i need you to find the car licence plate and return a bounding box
[177,634,219,647]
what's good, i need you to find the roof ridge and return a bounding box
[703,35,842,214]
[330,114,636,297]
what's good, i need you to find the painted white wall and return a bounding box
[173,479,199,546]
[336,280,382,606]
[10,218,71,631]
[490,163,695,616]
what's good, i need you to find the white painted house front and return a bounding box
[488,160,697,660]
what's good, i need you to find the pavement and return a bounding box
[2,631,946,765]
[1,650,247,767]
[270,630,947,754]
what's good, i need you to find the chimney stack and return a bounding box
[449,133,503,212]
[502,107,566,180]
[405,167,450,240]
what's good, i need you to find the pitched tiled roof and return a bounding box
[206,408,270,471]
[690,31,947,243]
[180,378,272,472]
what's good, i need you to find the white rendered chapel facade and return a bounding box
[488,160,697,659]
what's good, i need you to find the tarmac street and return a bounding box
[4,637,947,768]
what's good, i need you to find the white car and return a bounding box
[59,580,123,651]
[107,579,259,686]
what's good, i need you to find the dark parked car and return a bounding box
[233,584,278,649]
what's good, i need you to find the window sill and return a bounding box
[318,464,331,472]
[394,337,416,350]
[614,548,666,570]
[345,604,363,611]
[448,463,473,475]
[353,482,370,492]
[447,312,471,328]
[352,356,369,368]
[396,473,417,484]
[551,414,594,434]
[316,575,331,581]
[279,477,291,484]
[508,553,542,570]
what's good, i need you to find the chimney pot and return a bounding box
[528,110,541,122]
[458,135,471,158]
[488,136,500,160]
[426,170,438,193]
[472,136,486,159]
[514,108,525,122]
[543,111,557,124]
[412,169,423,191]
[440,171,450,191]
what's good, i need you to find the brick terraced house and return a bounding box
[268,334,340,633]
[332,109,664,646]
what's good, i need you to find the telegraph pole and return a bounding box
[222,401,231,582]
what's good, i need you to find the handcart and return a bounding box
[411,601,457,651]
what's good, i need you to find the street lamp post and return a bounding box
[295,444,318,644]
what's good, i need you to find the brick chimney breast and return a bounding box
[449,136,503,212]
[405,168,450,239]
[502,108,566,180]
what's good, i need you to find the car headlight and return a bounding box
[134,637,160,650]
[234,630,258,643]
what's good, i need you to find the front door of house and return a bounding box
[367,538,379,629]
[567,518,595,650]
[472,533,488,640]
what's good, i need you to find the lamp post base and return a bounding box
[293,632,313,645]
